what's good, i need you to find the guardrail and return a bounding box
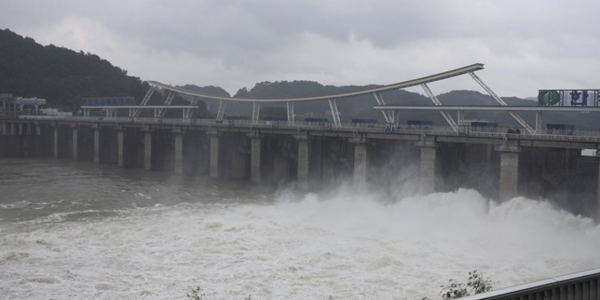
[13,115,600,143]
[461,268,600,300]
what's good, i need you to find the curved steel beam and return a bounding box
[147,63,484,103]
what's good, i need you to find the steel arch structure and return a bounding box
[140,63,534,133]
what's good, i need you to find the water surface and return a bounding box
[1,157,599,299]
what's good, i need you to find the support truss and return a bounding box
[389,109,396,124]
[287,102,295,125]
[134,85,156,117]
[328,99,341,128]
[469,72,535,134]
[421,83,458,132]
[157,91,175,118]
[373,92,393,123]
[536,111,543,133]
[104,109,116,118]
[252,102,260,124]
[183,96,198,120]
[216,100,227,122]
[457,110,465,125]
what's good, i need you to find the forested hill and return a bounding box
[0,29,169,112]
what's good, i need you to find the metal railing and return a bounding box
[461,268,600,300]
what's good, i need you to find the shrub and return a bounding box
[187,270,493,300]
[436,270,493,300]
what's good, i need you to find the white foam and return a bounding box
[0,188,599,299]
[0,200,31,209]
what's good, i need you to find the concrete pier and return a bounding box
[419,145,437,195]
[72,128,78,161]
[117,129,124,167]
[297,136,309,189]
[497,146,520,201]
[144,130,152,171]
[53,127,59,159]
[250,136,261,183]
[174,131,183,174]
[353,142,367,185]
[209,134,219,178]
[94,129,100,163]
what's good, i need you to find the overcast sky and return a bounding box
[1,0,599,98]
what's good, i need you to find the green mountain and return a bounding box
[0,29,214,117]
[0,29,160,111]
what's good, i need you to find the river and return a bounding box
[1,157,599,299]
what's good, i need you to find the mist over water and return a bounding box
[1,158,599,299]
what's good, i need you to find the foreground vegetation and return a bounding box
[186,270,493,299]
[432,270,493,300]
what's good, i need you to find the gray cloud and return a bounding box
[1,0,600,97]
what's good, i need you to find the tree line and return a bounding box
[0,29,209,117]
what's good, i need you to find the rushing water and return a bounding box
[1,158,599,300]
